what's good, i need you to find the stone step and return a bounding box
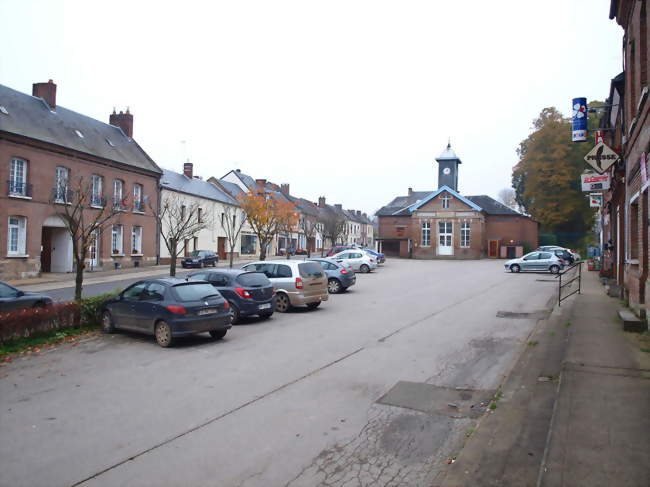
[617,308,647,333]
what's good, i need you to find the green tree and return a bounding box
[512,105,602,247]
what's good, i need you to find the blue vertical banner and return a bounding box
[572,97,587,142]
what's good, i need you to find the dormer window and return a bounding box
[105,138,115,147]
[75,129,84,138]
[0,106,8,115]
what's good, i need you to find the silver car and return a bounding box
[505,251,564,274]
[242,260,329,312]
[330,250,378,273]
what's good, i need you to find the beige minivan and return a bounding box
[242,260,328,312]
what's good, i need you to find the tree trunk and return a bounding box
[169,243,178,277]
[229,242,235,268]
[74,256,84,302]
[259,241,267,261]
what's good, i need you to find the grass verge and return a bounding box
[0,325,99,361]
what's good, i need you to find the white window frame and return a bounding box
[131,226,142,255]
[91,175,104,207]
[111,224,123,255]
[441,194,451,209]
[54,166,69,203]
[9,158,28,197]
[7,216,27,255]
[113,179,124,209]
[133,184,143,213]
[421,221,431,247]
[461,221,471,248]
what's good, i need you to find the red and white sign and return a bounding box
[595,130,605,144]
[581,172,611,191]
[589,193,603,208]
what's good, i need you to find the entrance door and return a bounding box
[88,230,100,270]
[488,239,499,258]
[438,221,453,255]
[217,237,227,260]
[41,228,53,272]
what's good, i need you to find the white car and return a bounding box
[330,250,378,273]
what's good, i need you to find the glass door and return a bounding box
[438,221,453,255]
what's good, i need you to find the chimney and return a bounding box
[408,187,413,196]
[280,183,290,194]
[33,79,57,109]
[109,107,134,138]
[183,162,193,178]
[318,196,326,208]
[362,213,367,218]
[357,210,361,216]
[335,204,342,210]
[255,179,267,188]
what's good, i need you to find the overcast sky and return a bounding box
[1,0,622,215]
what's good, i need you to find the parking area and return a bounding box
[0,259,559,487]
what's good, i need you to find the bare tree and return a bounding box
[300,215,319,258]
[497,187,519,211]
[156,193,210,276]
[219,204,247,268]
[322,212,346,252]
[53,176,124,301]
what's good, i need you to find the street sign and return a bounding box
[572,97,588,142]
[584,142,619,173]
[595,130,604,144]
[581,172,611,191]
[589,193,603,208]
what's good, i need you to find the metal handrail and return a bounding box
[555,261,582,306]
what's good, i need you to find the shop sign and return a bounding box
[581,172,610,191]
[572,97,588,142]
[584,142,619,173]
[589,193,603,208]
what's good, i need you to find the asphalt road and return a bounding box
[0,259,557,487]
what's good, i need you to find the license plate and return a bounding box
[198,308,217,315]
[259,303,271,310]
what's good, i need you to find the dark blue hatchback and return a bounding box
[187,270,276,324]
[101,278,232,347]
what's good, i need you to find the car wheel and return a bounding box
[550,265,560,274]
[154,320,174,347]
[102,310,116,333]
[200,261,205,268]
[259,312,273,320]
[209,329,227,340]
[360,264,370,273]
[275,293,291,313]
[510,264,521,273]
[328,278,342,294]
[307,301,321,310]
[229,302,240,324]
[32,301,46,309]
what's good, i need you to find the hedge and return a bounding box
[0,292,117,344]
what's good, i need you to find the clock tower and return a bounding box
[436,142,462,191]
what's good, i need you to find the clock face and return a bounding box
[443,167,451,175]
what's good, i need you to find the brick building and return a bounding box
[600,0,649,318]
[376,144,538,259]
[0,80,161,280]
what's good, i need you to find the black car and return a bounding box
[0,281,53,313]
[181,250,219,268]
[187,270,275,324]
[101,278,232,347]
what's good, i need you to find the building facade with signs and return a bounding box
[376,144,538,259]
[598,0,649,318]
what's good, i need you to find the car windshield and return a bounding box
[298,262,324,278]
[237,272,271,287]
[189,251,202,257]
[172,283,220,301]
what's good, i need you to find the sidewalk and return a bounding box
[441,269,650,487]
[8,255,261,293]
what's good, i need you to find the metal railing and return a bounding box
[556,261,582,306]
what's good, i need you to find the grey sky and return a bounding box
[1,0,621,215]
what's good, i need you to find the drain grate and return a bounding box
[496,310,551,319]
[376,381,495,419]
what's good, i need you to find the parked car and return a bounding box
[187,269,275,323]
[0,281,53,313]
[330,250,378,273]
[536,246,578,265]
[181,250,219,268]
[325,245,356,257]
[307,257,356,293]
[241,260,328,312]
[294,248,308,255]
[504,252,564,274]
[101,278,232,347]
[361,248,385,264]
[551,248,575,265]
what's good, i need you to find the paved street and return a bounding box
[0,259,557,487]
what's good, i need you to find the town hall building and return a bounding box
[376,144,538,259]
